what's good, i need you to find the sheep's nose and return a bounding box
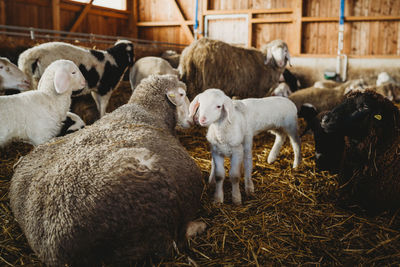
[321,115,329,125]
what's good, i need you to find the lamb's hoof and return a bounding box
[245,184,254,195]
[232,196,242,205]
[267,156,276,164]
[186,221,207,238]
[213,195,224,204]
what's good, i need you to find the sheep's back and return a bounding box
[181,38,276,99]
[10,103,203,266]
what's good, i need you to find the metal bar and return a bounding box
[0,24,187,47]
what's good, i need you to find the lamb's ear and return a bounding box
[54,68,71,94]
[188,95,200,119]
[223,96,234,124]
[166,87,186,106]
[264,48,272,65]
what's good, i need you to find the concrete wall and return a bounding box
[289,57,400,88]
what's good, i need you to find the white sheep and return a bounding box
[129,56,178,90]
[271,82,292,97]
[0,57,30,92]
[18,40,134,117]
[376,72,397,86]
[0,59,86,146]
[189,89,301,205]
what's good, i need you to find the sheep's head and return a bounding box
[321,90,398,141]
[0,57,31,91]
[263,40,291,68]
[189,89,233,127]
[165,79,192,129]
[111,40,135,67]
[50,60,86,94]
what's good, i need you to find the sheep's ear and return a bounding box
[223,96,234,123]
[188,95,200,119]
[264,48,272,65]
[166,87,186,106]
[286,50,292,67]
[54,68,71,94]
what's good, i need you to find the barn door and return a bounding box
[204,14,249,47]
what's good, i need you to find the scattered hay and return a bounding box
[1,114,400,266]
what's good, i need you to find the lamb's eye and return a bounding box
[216,105,221,109]
[72,71,76,74]
[179,93,184,97]
[0,66,3,69]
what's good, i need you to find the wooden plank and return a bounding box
[0,0,6,25]
[204,8,293,15]
[137,21,194,27]
[69,0,94,33]
[60,5,129,19]
[128,0,138,37]
[345,16,400,21]
[292,0,302,55]
[52,0,60,31]
[170,0,194,42]
[302,17,339,22]
[248,11,252,47]
[250,18,292,24]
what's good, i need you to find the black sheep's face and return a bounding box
[321,91,385,140]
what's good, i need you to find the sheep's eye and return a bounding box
[216,105,221,109]
[72,71,76,74]
[0,66,3,69]
[179,93,184,97]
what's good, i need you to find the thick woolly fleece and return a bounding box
[9,74,203,266]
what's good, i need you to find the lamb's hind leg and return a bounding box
[267,130,286,164]
[212,150,225,204]
[286,126,302,168]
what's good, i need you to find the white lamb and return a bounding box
[0,59,86,146]
[0,57,31,92]
[189,89,301,205]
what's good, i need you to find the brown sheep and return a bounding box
[9,74,205,266]
[179,38,290,99]
[321,90,400,212]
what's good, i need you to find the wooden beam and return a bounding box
[69,0,94,33]
[52,0,60,31]
[247,12,252,47]
[61,4,129,19]
[0,0,5,25]
[302,17,339,22]
[199,0,208,38]
[204,8,293,16]
[170,0,194,42]
[137,21,194,27]
[345,16,400,22]
[250,18,293,24]
[293,0,303,56]
[128,0,138,38]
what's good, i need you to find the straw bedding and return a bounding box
[1,85,400,266]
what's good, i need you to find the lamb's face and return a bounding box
[193,89,228,127]
[65,62,87,92]
[0,58,31,91]
[321,91,385,139]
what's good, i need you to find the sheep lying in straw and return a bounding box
[321,90,400,212]
[179,38,290,98]
[9,74,204,266]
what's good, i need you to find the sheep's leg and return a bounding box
[230,147,243,205]
[91,90,113,118]
[208,157,216,184]
[268,130,286,164]
[243,136,254,195]
[286,127,302,168]
[212,150,225,204]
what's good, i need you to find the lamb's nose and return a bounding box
[199,116,207,124]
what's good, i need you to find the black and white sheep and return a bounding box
[321,90,400,212]
[0,59,86,146]
[9,74,204,266]
[178,38,290,99]
[18,40,134,117]
[0,56,30,94]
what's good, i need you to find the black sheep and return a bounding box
[321,90,400,212]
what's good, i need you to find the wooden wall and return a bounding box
[1,0,400,57]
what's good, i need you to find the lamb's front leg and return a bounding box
[211,149,225,204]
[230,146,244,205]
[209,157,216,184]
[243,137,254,195]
